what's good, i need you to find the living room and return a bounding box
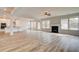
[0,7,79,52]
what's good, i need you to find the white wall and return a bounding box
[41,13,79,36]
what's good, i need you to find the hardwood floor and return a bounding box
[0,30,79,52]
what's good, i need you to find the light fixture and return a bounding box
[40,10,51,16]
[44,11,51,16]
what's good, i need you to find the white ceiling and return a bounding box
[0,7,79,19]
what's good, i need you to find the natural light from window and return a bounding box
[61,17,79,30]
[61,19,68,30]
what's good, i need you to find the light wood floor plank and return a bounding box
[0,30,79,52]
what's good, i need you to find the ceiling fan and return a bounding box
[44,11,51,16]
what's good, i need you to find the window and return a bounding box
[37,22,41,29]
[69,18,79,30]
[61,19,68,30]
[42,21,46,28]
[26,21,31,29]
[30,21,37,29]
[61,17,79,30]
[33,22,37,29]
[46,20,50,28]
[42,20,50,29]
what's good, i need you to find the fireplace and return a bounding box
[51,26,59,33]
[1,23,6,29]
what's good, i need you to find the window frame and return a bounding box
[61,17,79,31]
[42,20,50,29]
[61,18,69,30]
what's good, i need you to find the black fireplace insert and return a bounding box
[51,26,59,33]
[1,23,6,29]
